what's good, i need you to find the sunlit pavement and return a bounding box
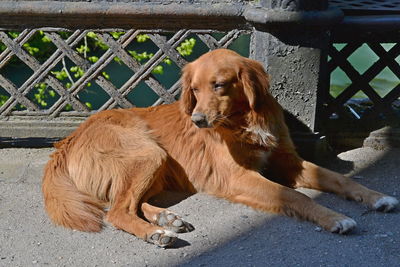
[0,147,399,266]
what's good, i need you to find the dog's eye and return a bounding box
[214,83,225,91]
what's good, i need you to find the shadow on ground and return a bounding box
[0,147,399,266]
[178,147,400,267]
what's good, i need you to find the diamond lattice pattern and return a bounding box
[0,29,248,117]
[328,42,400,119]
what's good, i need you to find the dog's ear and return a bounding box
[180,63,196,115]
[240,58,286,147]
[240,59,271,113]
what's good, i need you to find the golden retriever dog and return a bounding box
[43,49,398,247]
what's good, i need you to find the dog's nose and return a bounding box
[191,113,209,128]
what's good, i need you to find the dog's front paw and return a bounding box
[329,217,357,234]
[373,196,399,212]
[156,211,194,233]
[147,229,177,247]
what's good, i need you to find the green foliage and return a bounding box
[33,82,56,107]
[85,32,109,50]
[64,104,72,111]
[136,34,150,43]
[102,71,110,80]
[176,38,196,56]
[76,44,90,55]
[127,50,152,62]
[0,42,6,53]
[111,32,125,40]
[0,94,8,106]
[0,31,197,110]
[8,31,19,39]
[51,69,68,81]
[11,31,56,60]
[88,56,99,63]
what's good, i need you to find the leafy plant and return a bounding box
[0,94,8,106]
[33,82,56,107]
[177,38,196,56]
[0,31,197,110]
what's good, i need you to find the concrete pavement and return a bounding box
[0,147,399,266]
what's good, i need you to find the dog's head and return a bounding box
[180,49,277,129]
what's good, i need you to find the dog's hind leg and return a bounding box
[140,202,194,233]
[105,146,177,247]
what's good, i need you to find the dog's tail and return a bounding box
[42,148,104,232]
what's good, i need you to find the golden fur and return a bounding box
[43,49,398,247]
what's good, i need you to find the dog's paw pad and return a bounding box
[156,211,194,233]
[373,196,399,212]
[330,218,357,234]
[147,230,177,247]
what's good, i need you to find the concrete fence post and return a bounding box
[249,0,333,159]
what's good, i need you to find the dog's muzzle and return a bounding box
[191,113,210,128]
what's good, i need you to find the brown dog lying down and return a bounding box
[43,49,398,247]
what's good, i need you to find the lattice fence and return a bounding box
[327,41,400,121]
[0,28,248,118]
[329,0,400,13]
